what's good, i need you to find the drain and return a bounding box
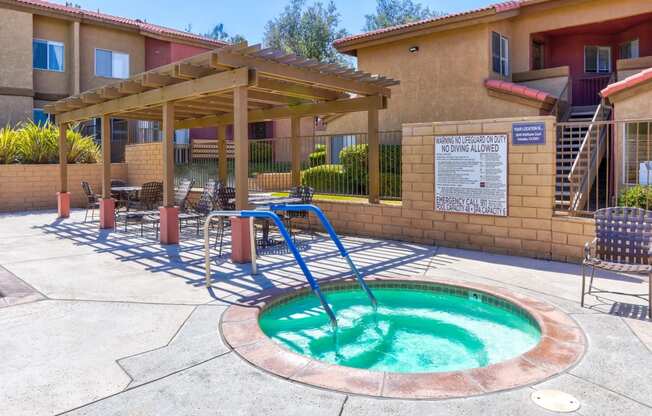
[531,390,580,413]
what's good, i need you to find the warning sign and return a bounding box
[435,135,508,216]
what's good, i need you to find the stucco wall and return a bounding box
[0,163,127,212]
[0,8,33,125]
[33,15,70,97]
[510,0,652,73]
[0,8,33,91]
[327,0,652,135]
[124,143,163,185]
[0,96,32,127]
[79,24,145,91]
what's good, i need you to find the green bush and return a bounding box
[381,173,401,198]
[618,185,652,209]
[4,121,100,164]
[301,164,345,193]
[0,126,19,164]
[300,142,402,198]
[309,144,326,167]
[249,141,272,163]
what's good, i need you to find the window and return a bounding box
[32,109,52,125]
[620,39,640,60]
[585,46,611,73]
[492,32,509,76]
[532,40,545,70]
[95,49,130,79]
[33,39,64,72]
[249,122,270,140]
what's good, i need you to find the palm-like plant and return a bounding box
[66,125,100,163]
[15,121,58,164]
[8,121,100,164]
[0,125,19,164]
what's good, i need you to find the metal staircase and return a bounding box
[556,109,593,210]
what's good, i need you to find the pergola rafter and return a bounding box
[48,42,399,246]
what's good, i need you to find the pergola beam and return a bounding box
[175,95,386,129]
[256,77,344,101]
[210,50,392,97]
[53,67,256,123]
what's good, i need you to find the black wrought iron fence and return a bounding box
[173,131,402,199]
[556,117,652,216]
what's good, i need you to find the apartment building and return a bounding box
[0,0,225,144]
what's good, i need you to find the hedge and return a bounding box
[249,141,272,163]
[618,185,652,209]
[309,144,326,167]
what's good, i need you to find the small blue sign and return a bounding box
[512,122,546,145]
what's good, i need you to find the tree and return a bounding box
[263,0,349,65]
[204,23,246,44]
[364,0,444,31]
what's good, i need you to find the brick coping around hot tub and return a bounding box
[219,276,587,399]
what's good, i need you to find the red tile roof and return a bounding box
[601,67,652,98]
[485,79,556,104]
[334,0,545,50]
[14,0,226,47]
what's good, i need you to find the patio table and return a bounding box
[233,195,303,247]
[111,186,141,212]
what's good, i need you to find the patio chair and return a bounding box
[283,185,315,240]
[110,179,128,210]
[115,181,162,236]
[81,181,100,223]
[174,179,221,238]
[146,178,196,238]
[582,207,652,319]
[214,186,236,255]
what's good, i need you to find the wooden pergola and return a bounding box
[46,43,398,245]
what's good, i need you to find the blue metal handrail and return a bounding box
[204,209,338,328]
[269,204,378,309]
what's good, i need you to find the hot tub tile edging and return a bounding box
[220,277,587,400]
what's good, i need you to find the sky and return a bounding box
[54,0,492,43]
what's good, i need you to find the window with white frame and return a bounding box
[585,46,611,73]
[95,49,130,79]
[620,39,640,60]
[492,32,509,76]
[33,39,64,72]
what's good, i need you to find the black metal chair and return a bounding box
[81,181,100,223]
[284,185,314,240]
[115,181,162,236]
[582,207,652,318]
[214,186,236,255]
[110,179,128,210]
[176,179,220,237]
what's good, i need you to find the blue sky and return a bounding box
[56,0,491,43]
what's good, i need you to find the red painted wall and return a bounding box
[145,37,172,70]
[170,43,211,61]
[544,22,652,105]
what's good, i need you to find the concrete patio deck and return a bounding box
[0,209,651,416]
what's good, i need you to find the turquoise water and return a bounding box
[259,288,541,373]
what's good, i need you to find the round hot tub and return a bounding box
[259,283,541,374]
[220,278,586,399]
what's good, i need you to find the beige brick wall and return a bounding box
[0,163,127,212]
[297,116,596,263]
[125,143,163,185]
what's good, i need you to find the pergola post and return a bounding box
[99,115,115,228]
[56,122,70,218]
[291,116,301,187]
[368,105,380,204]
[231,85,251,263]
[218,124,228,184]
[160,101,179,245]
